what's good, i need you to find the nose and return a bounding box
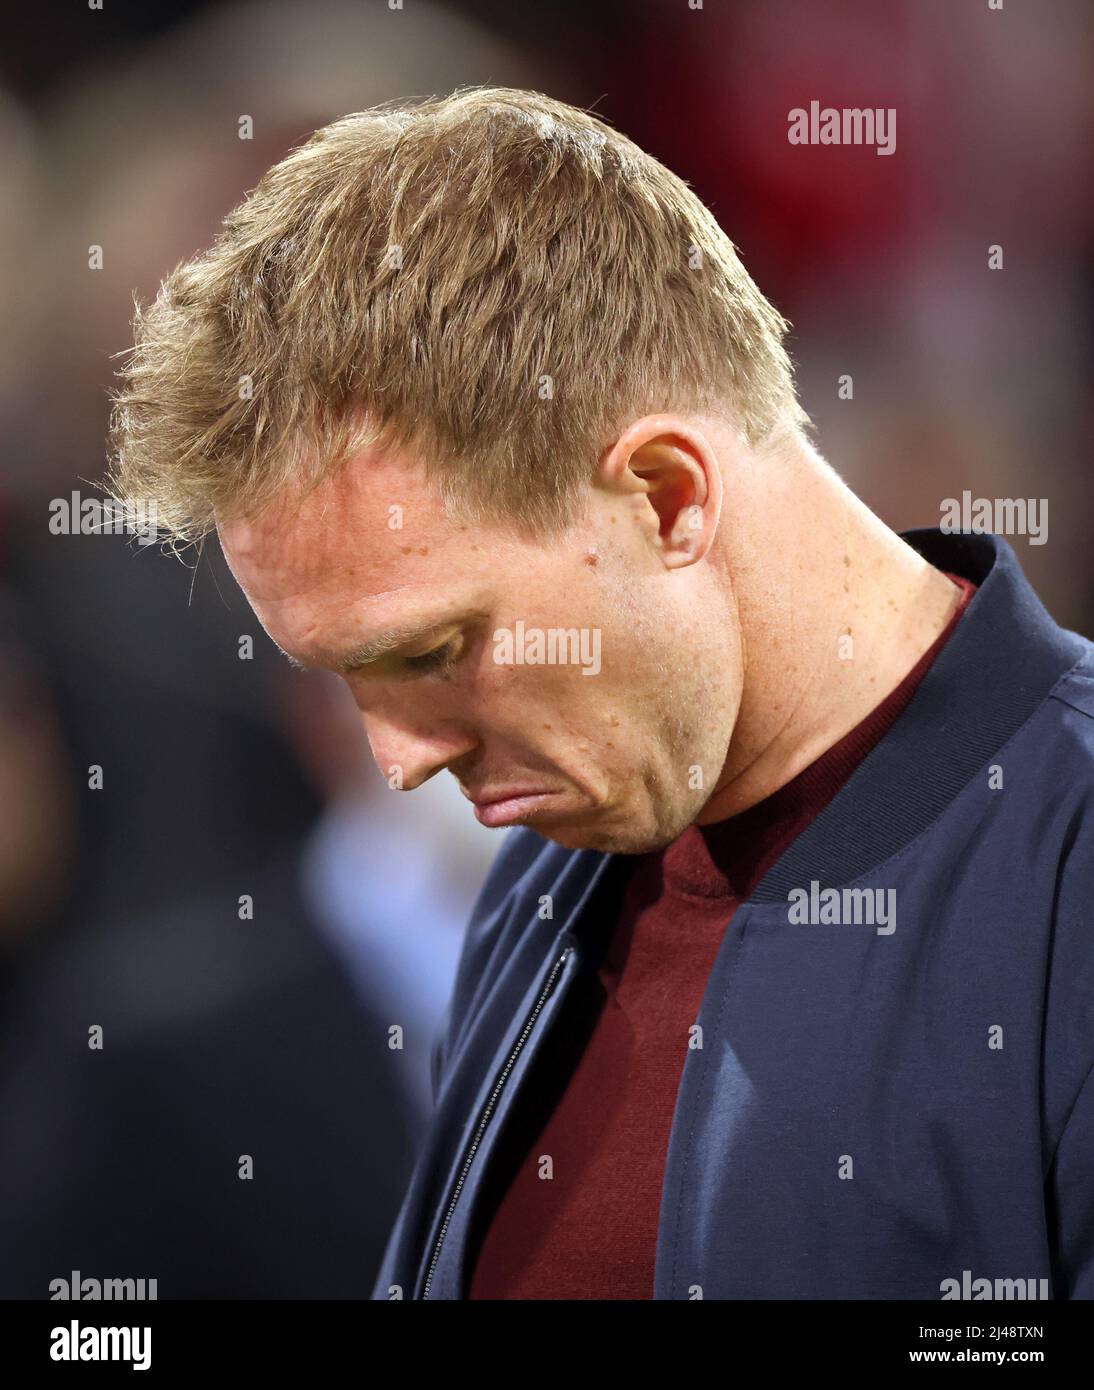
[359,705,479,792]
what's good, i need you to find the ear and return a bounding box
[597,420,722,570]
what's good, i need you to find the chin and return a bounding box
[539,819,669,856]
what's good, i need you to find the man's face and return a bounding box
[219,435,742,854]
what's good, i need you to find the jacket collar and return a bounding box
[744,528,1087,900]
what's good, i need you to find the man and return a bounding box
[108,87,1094,1300]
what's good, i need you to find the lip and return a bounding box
[469,788,557,828]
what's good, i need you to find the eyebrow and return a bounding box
[278,619,458,675]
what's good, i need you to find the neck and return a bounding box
[697,443,962,823]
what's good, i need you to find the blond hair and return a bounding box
[108,85,809,544]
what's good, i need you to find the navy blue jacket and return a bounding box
[373,529,1094,1299]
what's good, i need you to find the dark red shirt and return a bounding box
[467,573,977,1299]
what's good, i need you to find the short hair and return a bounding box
[107,85,809,544]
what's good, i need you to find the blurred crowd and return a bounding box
[0,0,1090,1297]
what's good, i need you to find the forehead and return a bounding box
[219,445,475,608]
[217,443,554,668]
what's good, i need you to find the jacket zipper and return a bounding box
[420,944,574,1299]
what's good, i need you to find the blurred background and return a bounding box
[0,0,1090,1297]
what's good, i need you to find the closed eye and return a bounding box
[402,641,458,676]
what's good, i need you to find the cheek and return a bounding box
[477,660,565,718]
[471,659,604,744]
